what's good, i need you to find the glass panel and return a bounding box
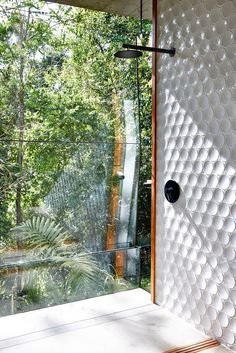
[0,247,140,316]
[0,0,152,316]
[0,139,141,316]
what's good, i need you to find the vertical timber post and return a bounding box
[151,0,157,303]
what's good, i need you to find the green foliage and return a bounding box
[140,277,151,292]
[12,216,69,256]
[18,285,42,304]
[0,0,152,315]
[0,1,151,240]
[62,254,102,292]
[9,215,113,307]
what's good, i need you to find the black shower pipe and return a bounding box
[122,43,176,57]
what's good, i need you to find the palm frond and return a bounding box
[11,216,69,256]
[62,253,103,292]
[11,217,115,301]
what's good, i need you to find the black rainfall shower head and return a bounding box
[114,49,143,59]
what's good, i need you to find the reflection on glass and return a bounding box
[0,138,141,316]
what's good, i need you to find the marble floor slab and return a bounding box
[0,289,230,353]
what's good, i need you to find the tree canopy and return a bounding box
[0,0,152,244]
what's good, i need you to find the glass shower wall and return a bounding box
[0,1,152,317]
[0,136,140,316]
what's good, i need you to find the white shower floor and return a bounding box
[0,289,230,353]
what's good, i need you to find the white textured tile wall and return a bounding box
[156,0,236,350]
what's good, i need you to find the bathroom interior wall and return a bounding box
[156,0,236,349]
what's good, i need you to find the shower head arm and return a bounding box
[122,44,176,57]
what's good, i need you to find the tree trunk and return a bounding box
[16,66,24,227]
[16,16,26,242]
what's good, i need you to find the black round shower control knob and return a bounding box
[164,180,180,203]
